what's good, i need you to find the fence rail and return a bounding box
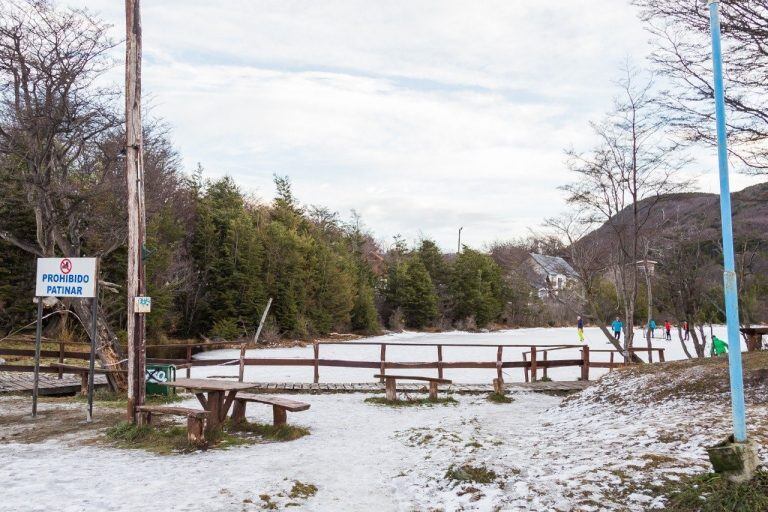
[1,338,665,384]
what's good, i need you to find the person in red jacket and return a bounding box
[664,320,672,341]
[683,320,690,341]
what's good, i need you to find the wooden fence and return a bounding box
[0,338,666,384]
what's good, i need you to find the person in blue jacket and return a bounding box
[611,317,623,340]
[648,319,657,338]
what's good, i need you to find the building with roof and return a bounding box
[525,253,579,299]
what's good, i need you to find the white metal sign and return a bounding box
[134,296,152,313]
[35,258,97,298]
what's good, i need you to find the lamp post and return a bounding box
[705,0,747,444]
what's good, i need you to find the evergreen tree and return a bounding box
[384,257,438,329]
[449,249,508,327]
[400,258,438,328]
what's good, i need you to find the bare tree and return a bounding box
[634,0,768,172]
[0,1,124,382]
[654,209,713,358]
[562,65,689,360]
[543,212,635,352]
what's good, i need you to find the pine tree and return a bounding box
[450,249,507,327]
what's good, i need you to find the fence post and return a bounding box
[496,346,503,382]
[313,342,320,384]
[609,351,614,372]
[186,345,192,379]
[523,352,529,383]
[58,342,64,379]
[530,346,538,382]
[542,350,548,380]
[659,348,665,363]
[437,345,443,379]
[238,344,246,382]
[379,344,386,383]
[581,345,590,381]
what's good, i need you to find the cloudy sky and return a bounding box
[68,0,763,250]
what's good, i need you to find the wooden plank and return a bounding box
[0,348,90,359]
[437,345,443,380]
[373,374,452,384]
[379,344,386,383]
[581,345,590,381]
[530,346,538,383]
[160,378,255,392]
[238,345,247,382]
[496,346,503,382]
[313,342,320,383]
[136,405,209,418]
[236,393,310,412]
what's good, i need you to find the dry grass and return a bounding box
[575,351,768,407]
[662,470,768,511]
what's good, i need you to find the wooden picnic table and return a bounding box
[159,378,254,433]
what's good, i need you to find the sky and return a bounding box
[67,0,764,251]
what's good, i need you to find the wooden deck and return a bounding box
[0,372,589,396]
[0,371,108,395]
[235,380,592,394]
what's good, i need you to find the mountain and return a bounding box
[583,181,768,244]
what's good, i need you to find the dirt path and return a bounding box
[0,396,124,445]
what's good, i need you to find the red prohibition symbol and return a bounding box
[60,258,73,274]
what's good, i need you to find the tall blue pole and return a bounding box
[707,0,747,443]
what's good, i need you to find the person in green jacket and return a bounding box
[711,335,729,356]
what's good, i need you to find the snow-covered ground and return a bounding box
[192,326,738,383]
[0,326,758,512]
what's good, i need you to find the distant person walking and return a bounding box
[683,320,690,341]
[611,317,623,341]
[712,335,729,356]
[664,320,672,341]
[577,316,585,343]
[648,319,657,338]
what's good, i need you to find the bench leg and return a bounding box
[187,416,206,447]
[231,400,246,424]
[385,378,397,401]
[273,405,287,427]
[428,381,438,401]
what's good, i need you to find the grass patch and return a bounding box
[289,481,318,499]
[486,392,513,404]
[663,469,768,511]
[105,421,251,454]
[259,494,277,510]
[227,419,310,442]
[364,396,458,407]
[445,464,497,484]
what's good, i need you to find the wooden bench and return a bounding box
[373,374,453,401]
[230,393,310,426]
[136,405,211,446]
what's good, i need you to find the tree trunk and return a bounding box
[697,325,709,357]
[676,325,694,359]
[71,299,126,390]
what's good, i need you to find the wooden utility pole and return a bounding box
[125,0,146,422]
